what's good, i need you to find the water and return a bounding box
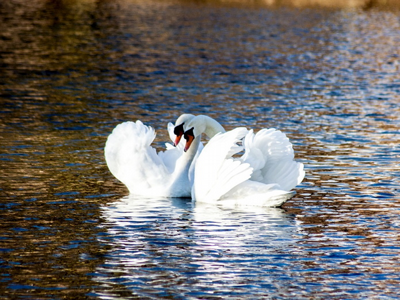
[1,0,400,298]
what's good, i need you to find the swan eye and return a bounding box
[174,123,184,136]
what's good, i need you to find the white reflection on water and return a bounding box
[2,0,400,298]
[96,196,299,298]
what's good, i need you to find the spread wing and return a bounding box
[104,121,170,194]
[192,127,253,203]
[241,128,305,191]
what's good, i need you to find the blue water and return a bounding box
[1,0,400,298]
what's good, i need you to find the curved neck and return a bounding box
[174,135,200,175]
[169,136,200,194]
[195,115,226,138]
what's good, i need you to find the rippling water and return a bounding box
[1,0,400,298]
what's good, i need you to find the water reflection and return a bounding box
[97,196,298,298]
[0,194,108,298]
[1,0,400,298]
[176,0,400,9]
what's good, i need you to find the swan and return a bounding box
[104,114,203,198]
[182,115,305,207]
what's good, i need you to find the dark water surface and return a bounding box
[1,0,400,298]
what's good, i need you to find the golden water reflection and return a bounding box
[1,0,400,298]
[176,0,400,9]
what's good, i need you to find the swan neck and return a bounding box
[185,134,201,157]
[175,135,200,169]
[167,136,200,196]
[203,116,225,138]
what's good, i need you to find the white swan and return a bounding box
[182,115,305,207]
[104,114,203,198]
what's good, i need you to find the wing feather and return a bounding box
[193,127,253,202]
[241,128,304,190]
[104,121,170,194]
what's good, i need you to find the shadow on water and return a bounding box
[1,0,400,298]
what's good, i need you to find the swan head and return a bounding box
[182,115,225,152]
[183,127,196,152]
[173,114,195,147]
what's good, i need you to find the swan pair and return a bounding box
[104,114,305,207]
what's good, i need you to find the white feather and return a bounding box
[104,116,201,198]
[187,116,305,207]
[192,128,253,202]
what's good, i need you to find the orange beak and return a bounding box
[184,134,194,152]
[173,123,185,147]
[174,134,182,147]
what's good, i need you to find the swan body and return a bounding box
[104,114,203,198]
[183,116,305,207]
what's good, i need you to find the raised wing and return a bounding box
[104,121,170,194]
[241,128,304,191]
[192,127,253,203]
